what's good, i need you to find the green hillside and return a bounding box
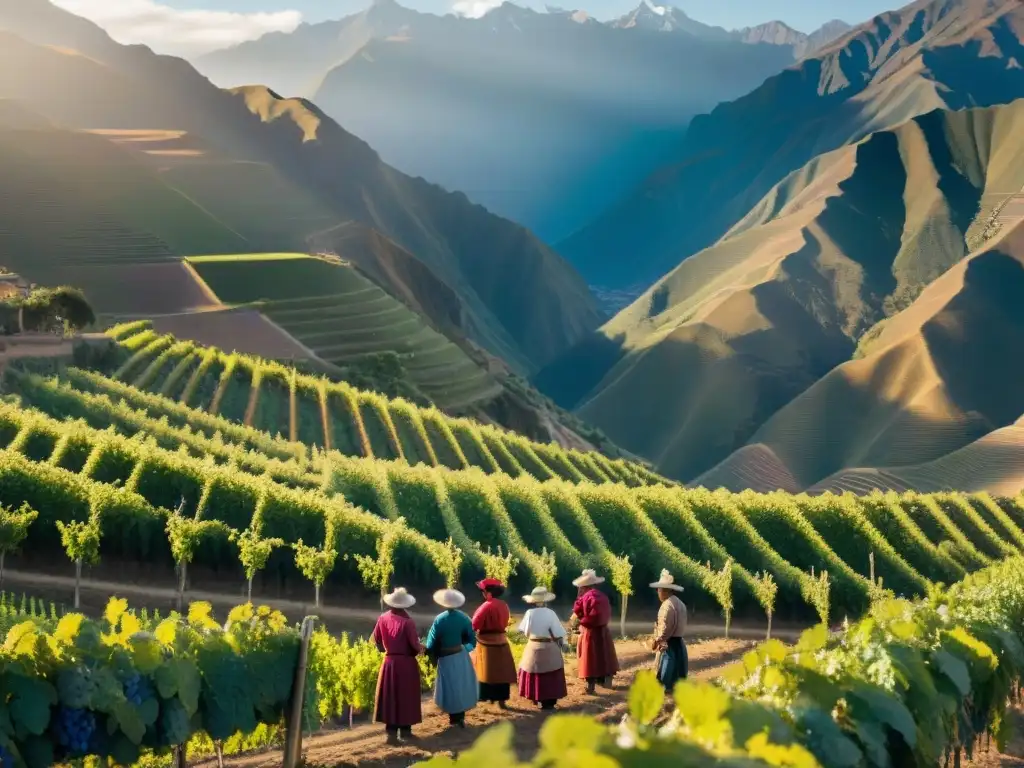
[92,321,656,487]
[186,253,503,410]
[1,333,1023,622]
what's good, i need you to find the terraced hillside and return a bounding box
[540,98,1024,485]
[93,322,659,486]
[186,253,502,411]
[2,356,1023,623]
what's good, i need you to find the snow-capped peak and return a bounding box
[641,0,667,16]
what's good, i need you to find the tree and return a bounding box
[705,558,734,638]
[609,555,633,640]
[231,526,285,603]
[437,537,463,590]
[50,286,95,331]
[56,517,101,609]
[294,538,337,608]
[166,504,223,610]
[0,502,37,590]
[481,545,519,587]
[354,518,405,610]
[537,547,558,592]
[752,571,778,639]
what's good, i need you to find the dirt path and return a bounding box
[192,638,752,768]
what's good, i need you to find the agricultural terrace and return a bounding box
[186,254,502,410]
[1,366,1023,624]
[100,322,654,485]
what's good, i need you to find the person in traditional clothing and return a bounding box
[471,578,518,708]
[649,570,688,690]
[572,569,619,694]
[372,587,423,745]
[425,588,479,729]
[517,586,569,710]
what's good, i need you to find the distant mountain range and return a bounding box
[610,0,851,59]
[537,0,1024,490]
[192,0,845,242]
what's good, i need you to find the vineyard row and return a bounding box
[104,321,664,487]
[0,394,1022,621]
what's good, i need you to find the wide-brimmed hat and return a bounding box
[523,586,556,604]
[476,578,504,591]
[433,588,466,609]
[384,587,416,609]
[572,569,605,587]
[649,569,684,592]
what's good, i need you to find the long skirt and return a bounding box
[473,640,517,702]
[373,656,422,727]
[655,637,688,690]
[434,650,479,715]
[518,667,567,703]
[577,624,619,680]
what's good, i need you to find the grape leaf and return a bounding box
[851,718,890,768]
[931,649,970,697]
[744,732,822,768]
[727,699,791,746]
[7,675,56,736]
[847,683,917,748]
[539,714,608,753]
[628,671,664,725]
[18,734,54,768]
[113,700,146,744]
[792,705,862,768]
[138,697,159,727]
[796,625,829,654]
[154,662,178,699]
[174,658,201,716]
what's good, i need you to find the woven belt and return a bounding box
[528,637,555,643]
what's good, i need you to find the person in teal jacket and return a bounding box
[425,588,479,728]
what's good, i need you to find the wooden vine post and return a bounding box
[283,616,317,768]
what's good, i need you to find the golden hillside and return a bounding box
[699,215,1024,494]
[542,99,1024,483]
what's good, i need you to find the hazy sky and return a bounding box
[52,0,900,56]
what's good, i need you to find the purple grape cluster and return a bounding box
[0,743,14,768]
[56,706,96,756]
[123,672,152,706]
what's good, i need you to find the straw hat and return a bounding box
[523,586,557,604]
[572,569,605,587]
[649,569,684,592]
[383,587,416,609]
[433,588,466,610]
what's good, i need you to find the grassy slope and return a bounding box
[187,253,502,410]
[545,99,1024,485]
[0,13,602,376]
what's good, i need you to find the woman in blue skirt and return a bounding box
[425,588,479,728]
[648,570,688,690]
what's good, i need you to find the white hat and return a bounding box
[433,588,466,609]
[572,569,605,587]
[383,587,416,609]
[523,586,557,604]
[649,569,684,592]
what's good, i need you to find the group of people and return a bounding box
[370,567,690,744]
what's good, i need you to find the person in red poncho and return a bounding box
[372,587,423,745]
[571,569,619,694]
[470,578,518,707]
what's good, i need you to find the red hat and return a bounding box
[476,578,504,591]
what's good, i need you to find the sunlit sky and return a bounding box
[52,0,901,56]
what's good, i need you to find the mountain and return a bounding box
[612,2,851,59]
[536,96,1024,483]
[194,0,795,242]
[0,0,601,382]
[559,0,1024,290]
[699,214,1024,495]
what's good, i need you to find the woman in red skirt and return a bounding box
[572,569,619,694]
[372,587,423,745]
[517,586,568,710]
